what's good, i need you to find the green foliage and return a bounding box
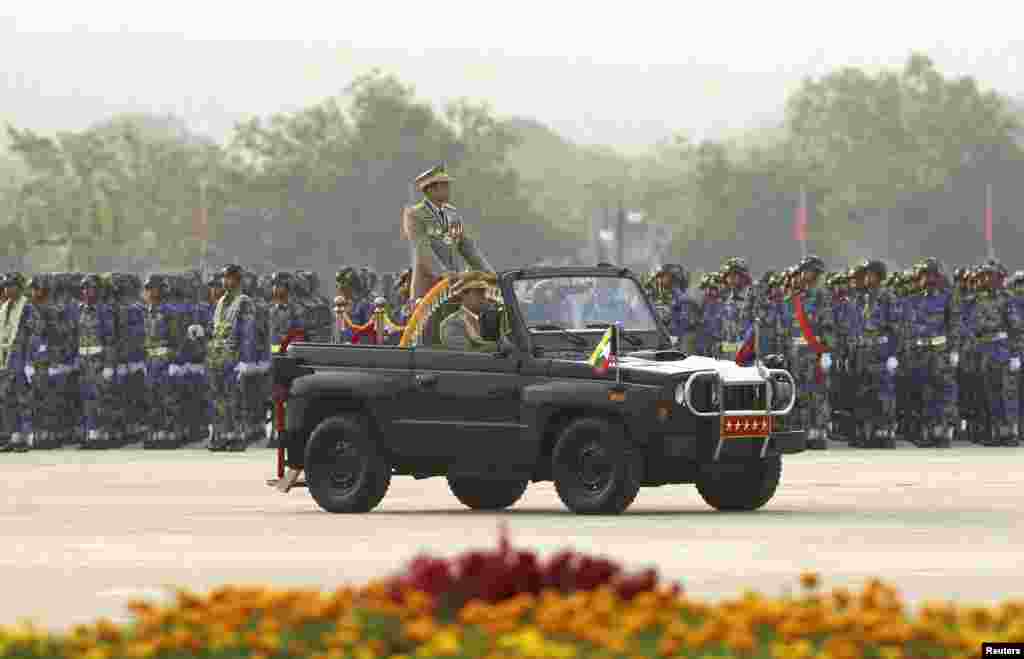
[3,53,1021,272]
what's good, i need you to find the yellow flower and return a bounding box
[800,572,820,590]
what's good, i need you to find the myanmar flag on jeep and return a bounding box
[587,325,617,374]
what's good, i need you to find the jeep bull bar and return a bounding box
[682,368,802,460]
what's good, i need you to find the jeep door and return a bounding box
[397,349,527,470]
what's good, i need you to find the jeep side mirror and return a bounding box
[479,305,500,342]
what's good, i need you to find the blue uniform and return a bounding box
[70,301,120,445]
[905,289,958,434]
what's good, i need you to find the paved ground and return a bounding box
[2,446,1022,629]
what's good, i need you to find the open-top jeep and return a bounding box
[269,265,803,514]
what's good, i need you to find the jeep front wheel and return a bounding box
[304,414,391,513]
[447,476,529,510]
[696,456,781,511]
[551,416,641,514]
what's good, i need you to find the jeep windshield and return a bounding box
[513,275,663,353]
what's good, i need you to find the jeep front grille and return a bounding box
[723,383,768,412]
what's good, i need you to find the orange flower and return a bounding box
[799,572,820,590]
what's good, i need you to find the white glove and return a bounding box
[24,365,34,382]
[235,362,251,380]
[949,351,959,368]
[38,344,47,354]
[1011,357,1021,372]
[886,356,898,373]
[820,353,832,371]
[168,364,180,377]
[102,367,114,380]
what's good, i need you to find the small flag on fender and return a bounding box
[588,326,617,374]
[735,325,756,367]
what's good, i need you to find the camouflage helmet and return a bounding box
[721,257,749,275]
[28,273,51,290]
[863,259,887,279]
[798,255,826,274]
[824,272,846,289]
[81,273,101,290]
[270,271,293,288]
[221,263,243,277]
[1009,270,1024,289]
[698,272,723,290]
[143,274,167,292]
[4,272,25,289]
[658,263,689,289]
[914,257,943,276]
[241,269,258,296]
[336,267,361,292]
[985,258,1008,277]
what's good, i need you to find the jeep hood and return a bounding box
[617,355,767,383]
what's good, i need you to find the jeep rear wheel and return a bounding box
[447,476,529,510]
[552,416,641,514]
[304,414,391,513]
[696,456,781,511]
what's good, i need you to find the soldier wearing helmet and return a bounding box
[70,273,120,448]
[335,267,372,343]
[718,258,755,363]
[784,255,832,449]
[899,259,959,447]
[0,273,40,452]
[206,264,258,451]
[845,260,898,447]
[1009,271,1024,435]
[697,272,724,356]
[110,274,147,444]
[23,274,62,449]
[650,264,698,353]
[963,261,1019,445]
[140,274,181,448]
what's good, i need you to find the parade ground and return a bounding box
[2,447,1021,628]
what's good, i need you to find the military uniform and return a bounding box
[439,273,499,352]
[0,274,42,451]
[25,275,61,449]
[849,262,898,446]
[786,256,833,449]
[207,264,258,451]
[403,164,493,300]
[139,276,182,448]
[902,260,959,447]
[68,275,119,447]
[1008,271,1024,437]
[697,273,724,357]
[963,263,1019,445]
[718,258,754,362]
[112,274,147,443]
[242,269,271,445]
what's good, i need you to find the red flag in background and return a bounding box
[793,187,808,242]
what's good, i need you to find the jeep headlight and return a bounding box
[674,382,686,405]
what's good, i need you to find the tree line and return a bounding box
[1,53,1022,277]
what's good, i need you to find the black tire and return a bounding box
[696,456,782,512]
[447,476,529,510]
[551,416,641,514]
[304,414,391,513]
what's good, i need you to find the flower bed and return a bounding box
[2,527,1020,659]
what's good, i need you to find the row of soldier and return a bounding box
[644,257,1023,448]
[0,267,338,452]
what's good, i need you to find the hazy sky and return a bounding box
[3,1,1024,151]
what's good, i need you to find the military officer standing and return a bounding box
[718,258,754,362]
[141,275,183,448]
[963,263,1019,445]
[113,274,147,443]
[26,275,61,448]
[0,273,41,452]
[204,264,258,451]
[697,273,724,356]
[402,164,493,300]
[71,274,120,448]
[787,256,833,450]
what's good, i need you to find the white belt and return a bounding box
[146,347,172,358]
[48,364,73,376]
[914,335,947,348]
[79,346,104,356]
